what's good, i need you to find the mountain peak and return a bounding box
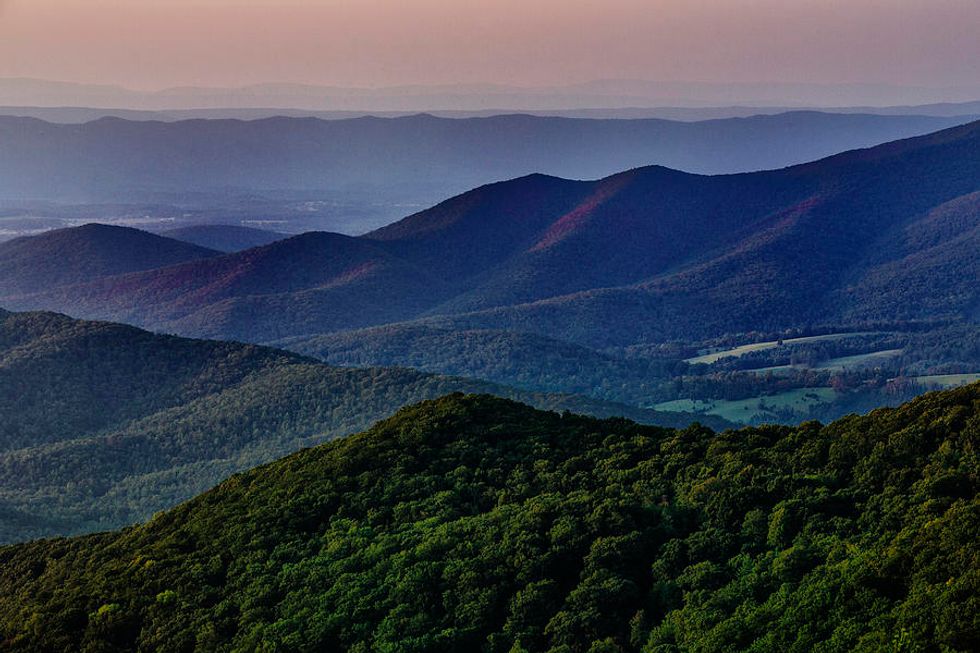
[0,224,220,297]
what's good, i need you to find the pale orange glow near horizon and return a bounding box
[0,0,977,90]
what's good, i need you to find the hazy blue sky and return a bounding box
[1,0,977,90]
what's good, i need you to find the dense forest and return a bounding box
[0,384,976,651]
[0,309,728,543]
[279,324,673,402]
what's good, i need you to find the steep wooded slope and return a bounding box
[0,386,976,651]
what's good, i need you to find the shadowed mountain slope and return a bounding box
[0,224,219,297]
[7,120,975,349]
[1,232,458,341]
[161,224,287,252]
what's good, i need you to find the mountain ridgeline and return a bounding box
[0,111,972,209]
[0,385,976,651]
[0,309,730,543]
[3,120,976,348]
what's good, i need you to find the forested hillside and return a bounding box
[0,309,726,542]
[0,385,976,651]
[277,324,672,402]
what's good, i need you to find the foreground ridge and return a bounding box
[0,385,978,651]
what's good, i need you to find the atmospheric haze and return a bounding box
[0,0,978,107]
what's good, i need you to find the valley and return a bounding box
[0,309,729,544]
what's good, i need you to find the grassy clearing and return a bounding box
[739,347,906,375]
[911,373,980,389]
[686,332,885,364]
[742,365,798,376]
[653,387,837,424]
[812,349,903,371]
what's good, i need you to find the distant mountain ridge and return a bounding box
[4,120,975,349]
[2,101,980,123]
[0,111,973,210]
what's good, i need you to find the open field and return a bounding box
[911,373,980,388]
[686,332,886,364]
[812,349,903,371]
[739,347,905,375]
[742,365,798,376]
[652,387,838,424]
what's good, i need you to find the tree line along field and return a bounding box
[652,388,838,424]
[682,332,886,365]
[646,325,980,424]
[909,373,980,388]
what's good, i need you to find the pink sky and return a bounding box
[1,0,977,90]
